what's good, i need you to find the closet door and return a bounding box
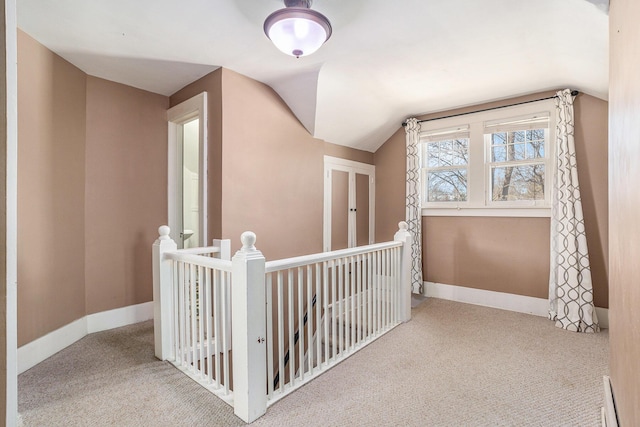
[324,156,375,252]
[355,172,370,247]
[331,169,350,250]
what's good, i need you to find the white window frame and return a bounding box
[422,125,470,207]
[420,99,556,217]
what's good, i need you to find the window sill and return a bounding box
[422,207,551,218]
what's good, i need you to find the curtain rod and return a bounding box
[402,90,579,127]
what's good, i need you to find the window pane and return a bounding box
[452,139,468,165]
[427,143,439,167]
[492,146,507,162]
[491,164,545,201]
[513,143,526,161]
[428,169,467,202]
[526,129,545,141]
[513,130,525,143]
[526,141,544,159]
[492,132,506,145]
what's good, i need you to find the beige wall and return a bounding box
[171,68,372,260]
[17,31,87,345]
[17,32,170,343]
[375,91,609,307]
[324,141,373,165]
[170,69,223,240]
[84,76,169,314]
[609,0,640,423]
[574,94,609,307]
[220,68,325,259]
[374,127,406,242]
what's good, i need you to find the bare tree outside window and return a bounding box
[490,129,546,201]
[423,138,469,202]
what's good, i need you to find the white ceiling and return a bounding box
[17,0,608,152]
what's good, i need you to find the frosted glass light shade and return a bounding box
[264,8,332,58]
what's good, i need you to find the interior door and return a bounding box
[167,92,207,249]
[324,156,375,252]
[330,169,350,251]
[355,172,370,247]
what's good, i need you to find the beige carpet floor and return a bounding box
[19,298,608,426]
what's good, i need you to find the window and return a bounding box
[419,100,555,217]
[485,114,549,205]
[422,126,469,203]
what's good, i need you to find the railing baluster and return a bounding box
[288,269,295,388]
[367,252,372,338]
[198,265,205,379]
[357,254,363,344]
[213,269,221,388]
[323,261,329,365]
[315,263,322,369]
[373,251,378,335]
[383,249,388,330]
[306,265,313,376]
[297,267,304,383]
[390,249,395,324]
[333,259,347,356]
[222,270,230,394]
[331,260,338,358]
[395,247,400,323]
[266,274,274,398]
[277,271,285,393]
[350,255,355,350]
[205,267,213,384]
[222,271,231,394]
[173,261,179,364]
[179,262,187,366]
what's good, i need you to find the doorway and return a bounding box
[323,156,375,251]
[167,92,207,249]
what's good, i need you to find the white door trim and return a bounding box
[167,92,208,247]
[323,156,375,252]
[4,0,18,423]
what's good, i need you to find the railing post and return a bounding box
[232,231,267,423]
[394,221,412,323]
[213,238,231,260]
[152,225,177,360]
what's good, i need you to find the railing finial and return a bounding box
[398,221,408,231]
[240,231,257,251]
[158,225,171,240]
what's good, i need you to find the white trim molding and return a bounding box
[18,302,153,374]
[87,301,154,334]
[423,281,609,328]
[323,156,375,252]
[167,91,208,248]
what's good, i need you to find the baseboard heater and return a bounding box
[602,376,619,427]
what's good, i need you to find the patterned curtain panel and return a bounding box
[548,89,599,333]
[405,118,423,294]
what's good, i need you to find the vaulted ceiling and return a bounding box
[17,0,608,152]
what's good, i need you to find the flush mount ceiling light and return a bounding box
[264,0,332,58]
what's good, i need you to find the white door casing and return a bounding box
[167,92,207,248]
[323,156,375,252]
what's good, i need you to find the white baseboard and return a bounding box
[423,281,609,329]
[17,317,87,375]
[87,301,154,334]
[18,301,153,374]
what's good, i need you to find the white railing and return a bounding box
[153,222,412,423]
[153,226,234,403]
[264,240,405,405]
